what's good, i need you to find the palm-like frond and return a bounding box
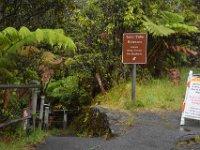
[165,23,199,33]
[143,11,199,37]
[2,27,20,44]
[161,11,184,24]
[161,11,199,33]
[143,16,175,37]
[0,26,76,55]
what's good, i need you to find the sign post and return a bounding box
[132,64,136,99]
[122,33,147,100]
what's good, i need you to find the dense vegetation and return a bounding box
[0,0,199,138]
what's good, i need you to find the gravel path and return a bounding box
[37,111,200,150]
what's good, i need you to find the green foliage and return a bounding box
[143,11,199,37]
[96,68,193,111]
[0,0,68,30]
[0,1,199,139]
[123,0,143,29]
[0,26,76,84]
[0,26,76,55]
[0,127,47,150]
[47,76,90,109]
[161,11,184,24]
[143,16,175,37]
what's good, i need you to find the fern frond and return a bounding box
[0,27,76,55]
[2,27,20,44]
[166,23,199,33]
[19,26,31,39]
[161,11,184,24]
[34,29,45,43]
[0,33,12,51]
[143,16,175,37]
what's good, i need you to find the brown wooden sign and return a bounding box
[122,33,147,64]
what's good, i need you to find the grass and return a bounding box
[0,124,70,150]
[96,67,200,112]
[0,126,72,150]
[177,135,200,148]
[0,127,48,150]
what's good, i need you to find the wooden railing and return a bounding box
[0,83,41,131]
[0,116,31,128]
[0,83,70,132]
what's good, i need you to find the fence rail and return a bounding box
[0,115,31,128]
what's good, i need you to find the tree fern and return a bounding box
[143,11,199,37]
[161,11,199,34]
[143,16,175,37]
[161,11,184,24]
[0,26,76,55]
[165,23,199,33]
[0,26,76,84]
[19,26,32,39]
[2,27,20,44]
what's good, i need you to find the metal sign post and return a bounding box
[122,33,147,100]
[132,64,136,100]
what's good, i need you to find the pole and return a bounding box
[132,64,136,100]
[44,107,49,130]
[39,95,45,129]
[63,110,67,130]
[31,90,38,131]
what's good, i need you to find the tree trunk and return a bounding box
[95,73,106,94]
[3,89,11,109]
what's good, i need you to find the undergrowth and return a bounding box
[96,68,200,112]
[0,127,48,150]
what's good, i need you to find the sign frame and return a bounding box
[122,33,147,64]
[180,71,200,125]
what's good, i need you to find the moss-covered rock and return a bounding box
[70,106,111,138]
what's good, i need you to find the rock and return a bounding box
[70,106,131,138]
[71,106,111,138]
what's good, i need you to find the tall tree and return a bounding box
[0,0,67,30]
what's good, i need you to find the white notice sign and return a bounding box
[184,77,200,120]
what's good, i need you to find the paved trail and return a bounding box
[37,111,200,150]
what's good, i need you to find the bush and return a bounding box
[47,76,90,109]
